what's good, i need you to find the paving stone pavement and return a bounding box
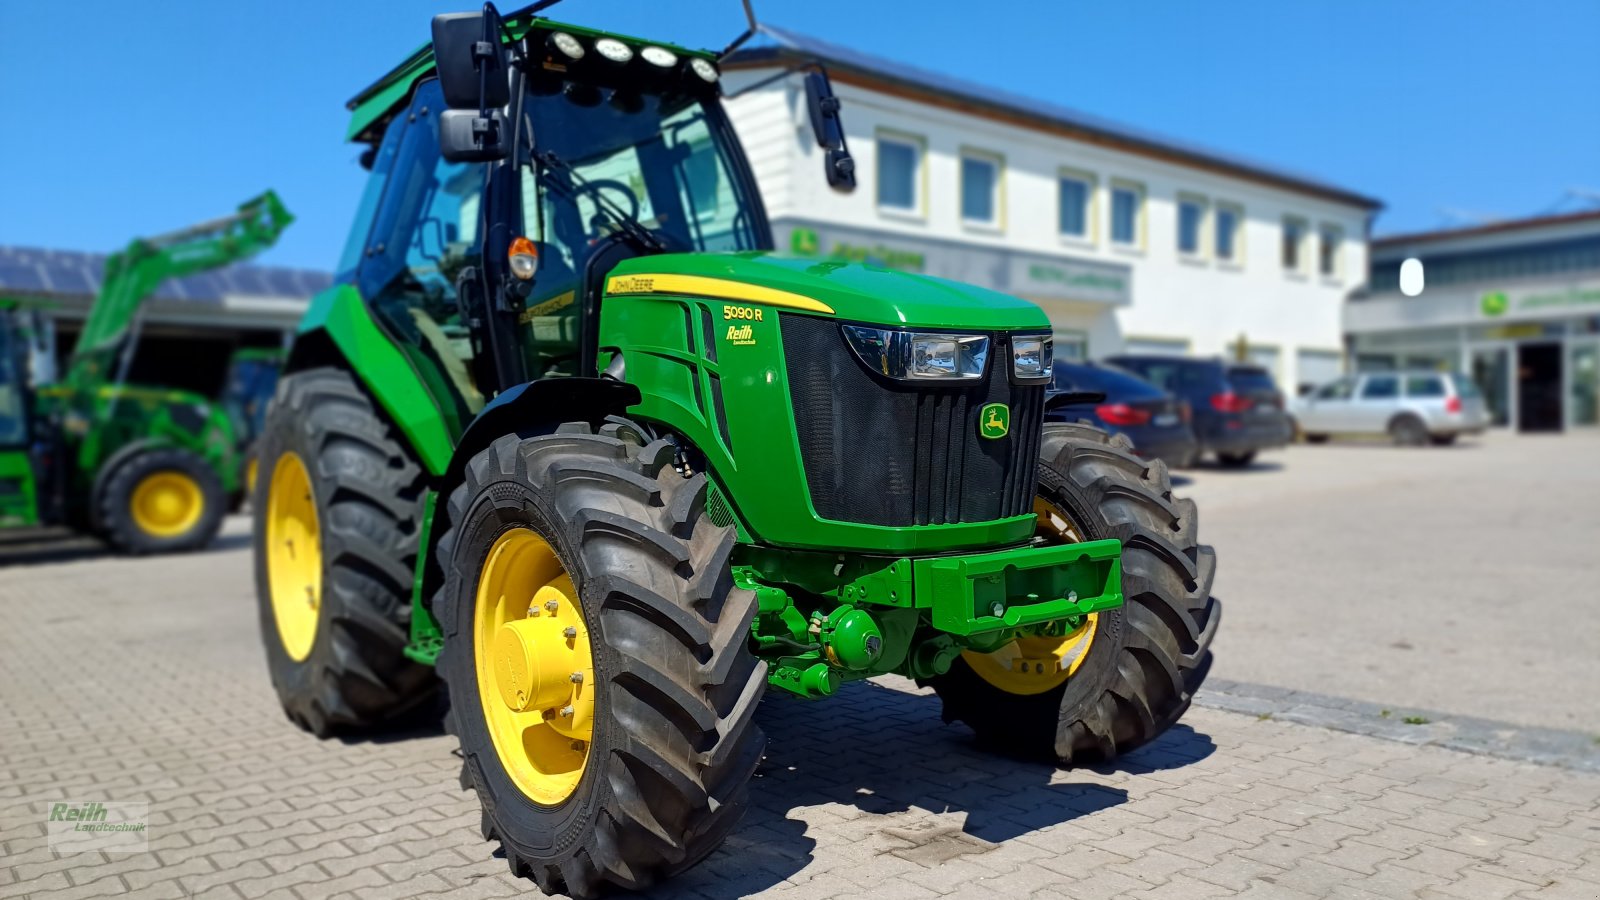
[3,523,1600,900]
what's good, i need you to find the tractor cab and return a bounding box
[338,10,850,425]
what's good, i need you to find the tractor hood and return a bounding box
[606,253,1050,332]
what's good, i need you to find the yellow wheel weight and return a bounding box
[474,528,595,806]
[128,471,205,539]
[961,496,1101,695]
[265,453,322,663]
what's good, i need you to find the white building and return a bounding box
[724,27,1380,393]
[1348,210,1600,432]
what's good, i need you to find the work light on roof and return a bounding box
[689,57,719,83]
[593,38,633,63]
[549,32,584,60]
[640,46,677,67]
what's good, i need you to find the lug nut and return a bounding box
[545,599,560,612]
[563,626,577,639]
[571,740,585,752]
[559,705,574,718]
[569,672,584,684]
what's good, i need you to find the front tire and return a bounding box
[930,423,1220,764]
[98,447,225,554]
[252,367,437,736]
[436,425,766,899]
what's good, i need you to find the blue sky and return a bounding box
[1,1,1595,271]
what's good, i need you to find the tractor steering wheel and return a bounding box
[569,179,643,238]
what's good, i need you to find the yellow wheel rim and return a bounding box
[475,528,595,806]
[266,453,322,663]
[128,471,205,539]
[961,496,1100,695]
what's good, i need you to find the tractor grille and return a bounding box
[780,314,1044,527]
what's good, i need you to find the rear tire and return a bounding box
[929,423,1220,764]
[1429,433,1458,446]
[436,424,766,898]
[1389,415,1429,447]
[1216,450,1257,467]
[1304,433,1329,444]
[252,367,438,737]
[98,447,225,554]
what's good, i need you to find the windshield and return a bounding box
[521,88,765,286]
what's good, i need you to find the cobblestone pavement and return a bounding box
[3,521,1600,900]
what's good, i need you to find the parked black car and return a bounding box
[1102,355,1292,467]
[1047,361,1199,467]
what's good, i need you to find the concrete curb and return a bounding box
[1195,678,1600,774]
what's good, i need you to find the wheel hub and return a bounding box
[129,471,204,538]
[475,529,595,806]
[492,586,586,714]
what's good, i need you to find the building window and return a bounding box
[1215,202,1243,264]
[1319,224,1343,279]
[1282,216,1307,273]
[960,149,1003,227]
[1058,170,1094,241]
[1111,180,1144,248]
[1177,194,1207,258]
[875,131,924,215]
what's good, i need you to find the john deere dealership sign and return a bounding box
[1480,283,1600,319]
[780,221,1131,306]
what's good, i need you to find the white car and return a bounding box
[1294,372,1489,446]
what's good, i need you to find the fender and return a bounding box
[408,376,641,646]
[444,377,643,488]
[290,284,459,476]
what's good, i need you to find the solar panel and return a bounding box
[0,244,332,306]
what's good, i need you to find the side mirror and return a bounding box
[432,5,510,162]
[431,7,510,111]
[804,70,856,193]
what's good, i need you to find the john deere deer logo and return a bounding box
[979,403,1010,439]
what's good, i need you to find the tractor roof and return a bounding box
[345,16,716,144]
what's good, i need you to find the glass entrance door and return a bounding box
[1469,345,1511,428]
[1570,342,1600,428]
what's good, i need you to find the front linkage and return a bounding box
[402,496,1125,700]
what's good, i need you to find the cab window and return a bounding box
[358,79,487,417]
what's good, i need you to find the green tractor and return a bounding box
[0,193,292,552]
[253,4,1217,895]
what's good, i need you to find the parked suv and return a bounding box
[1294,371,1488,446]
[1047,361,1199,467]
[1105,355,1293,467]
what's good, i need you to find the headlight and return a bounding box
[593,38,633,64]
[843,326,989,381]
[689,57,719,83]
[1011,334,1053,383]
[548,32,585,60]
[640,46,677,67]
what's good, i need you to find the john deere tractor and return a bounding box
[0,193,291,552]
[253,4,1218,896]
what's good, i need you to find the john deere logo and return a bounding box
[979,403,1010,439]
[790,227,820,256]
[1481,291,1509,317]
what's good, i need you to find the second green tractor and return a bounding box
[254,5,1219,896]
